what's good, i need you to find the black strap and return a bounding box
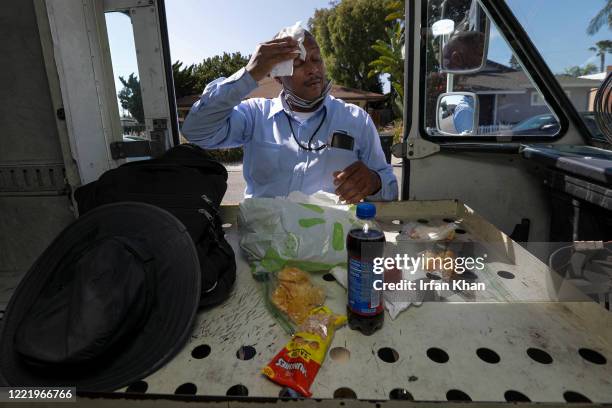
[283,108,328,152]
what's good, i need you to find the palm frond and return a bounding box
[587,0,612,35]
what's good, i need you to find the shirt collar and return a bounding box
[268,92,331,120]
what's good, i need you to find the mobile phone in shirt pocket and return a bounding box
[325,130,357,175]
[329,130,354,151]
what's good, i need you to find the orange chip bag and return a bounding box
[262,306,346,397]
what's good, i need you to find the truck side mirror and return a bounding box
[436,92,479,136]
[437,0,490,74]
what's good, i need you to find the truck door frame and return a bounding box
[103,0,179,147]
[402,0,594,181]
[401,0,594,249]
[39,0,178,185]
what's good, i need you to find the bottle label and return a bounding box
[347,256,382,316]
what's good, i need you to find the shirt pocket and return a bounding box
[249,142,283,185]
[323,147,358,178]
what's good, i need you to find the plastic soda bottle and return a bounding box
[346,202,385,335]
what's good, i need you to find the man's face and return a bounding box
[442,32,485,70]
[280,35,326,101]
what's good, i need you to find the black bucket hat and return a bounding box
[0,202,201,391]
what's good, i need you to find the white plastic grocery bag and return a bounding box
[238,192,356,274]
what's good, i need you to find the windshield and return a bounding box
[505,0,611,142]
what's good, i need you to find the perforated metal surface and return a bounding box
[120,201,609,402]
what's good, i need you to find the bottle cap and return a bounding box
[356,203,376,219]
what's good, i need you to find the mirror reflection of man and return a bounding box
[442,30,485,71]
[452,95,475,134]
[182,28,398,203]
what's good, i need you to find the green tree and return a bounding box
[587,0,612,35]
[193,52,250,91]
[564,63,599,77]
[589,40,612,72]
[509,55,521,70]
[368,1,405,113]
[118,54,248,125]
[118,73,144,123]
[172,61,198,98]
[309,0,393,93]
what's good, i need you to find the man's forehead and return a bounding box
[304,38,321,53]
[303,35,319,50]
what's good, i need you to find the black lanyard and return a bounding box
[283,108,328,152]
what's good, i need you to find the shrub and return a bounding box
[378,119,404,144]
[205,147,244,163]
[179,133,243,163]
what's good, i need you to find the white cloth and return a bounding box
[270,22,307,77]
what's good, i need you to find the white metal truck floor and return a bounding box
[118,200,612,404]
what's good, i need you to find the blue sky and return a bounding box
[498,1,611,72]
[165,0,331,65]
[106,0,611,108]
[106,0,330,106]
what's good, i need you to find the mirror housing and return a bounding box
[436,92,479,136]
[438,0,490,74]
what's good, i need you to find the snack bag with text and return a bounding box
[262,306,347,397]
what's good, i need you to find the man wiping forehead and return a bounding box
[182,24,398,203]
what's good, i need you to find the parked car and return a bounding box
[511,113,560,136]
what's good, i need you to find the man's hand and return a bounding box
[246,37,300,82]
[333,161,382,204]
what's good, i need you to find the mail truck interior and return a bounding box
[1,0,611,405]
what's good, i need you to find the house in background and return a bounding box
[120,116,145,137]
[176,76,387,128]
[580,65,611,111]
[455,61,602,128]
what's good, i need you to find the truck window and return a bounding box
[505,0,611,142]
[423,0,562,138]
[105,11,148,160]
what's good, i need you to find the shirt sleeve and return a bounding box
[181,67,259,148]
[453,105,474,134]
[359,113,399,201]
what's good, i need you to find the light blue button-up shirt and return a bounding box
[182,68,398,201]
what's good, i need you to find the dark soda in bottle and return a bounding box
[347,203,385,335]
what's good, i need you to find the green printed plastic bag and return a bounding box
[238,191,356,275]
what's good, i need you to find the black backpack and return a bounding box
[74,144,236,307]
